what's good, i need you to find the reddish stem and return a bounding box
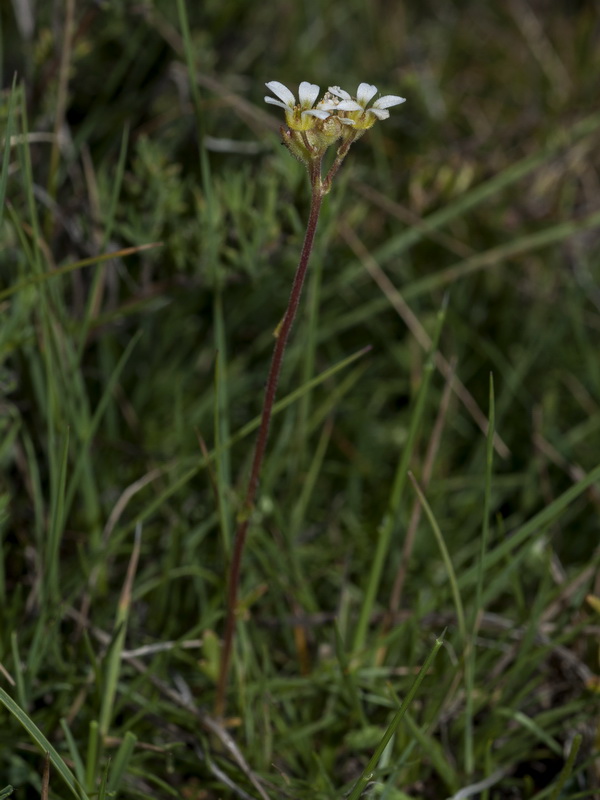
[215,171,324,717]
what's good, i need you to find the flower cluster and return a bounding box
[321,83,405,129]
[265,80,405,168]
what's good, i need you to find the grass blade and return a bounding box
[408,472,466,645]
[107,731,137,793]
[99,525,142,739]
[46,427,70,605]
[353,301,446,655]
[0,243,163,303]
[0,686,89,800]
[458,462,600,595]
[345,631,445,800]
[0,75,18,228]
[465,373,496,774]
[60,719,86,786]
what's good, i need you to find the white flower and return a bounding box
[315,91,357,125]
[323,83,406,129]
[264,81,331,131]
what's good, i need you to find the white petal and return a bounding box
[338,117,356,126]
[328,86,352,101]
[368,107,390,120]
[264,96,291,111]
[356,83,378,106]
[265,81,296,108]
[332,100,362,111]
[373,95,406,109]
[298,81,320,108]
[302,108,330,119]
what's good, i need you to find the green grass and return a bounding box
[1,0,600,797]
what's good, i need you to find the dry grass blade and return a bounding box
[339,221,510,458]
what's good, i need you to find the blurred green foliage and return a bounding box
[1,0,599,796]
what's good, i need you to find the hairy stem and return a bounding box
[215,173,324,717]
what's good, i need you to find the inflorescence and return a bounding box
[265,80,405,171]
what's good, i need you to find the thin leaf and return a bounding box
[345,632,445,800]
[0,686,89,800]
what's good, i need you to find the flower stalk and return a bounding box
[215,80,405,717]
[215,175,323,717]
